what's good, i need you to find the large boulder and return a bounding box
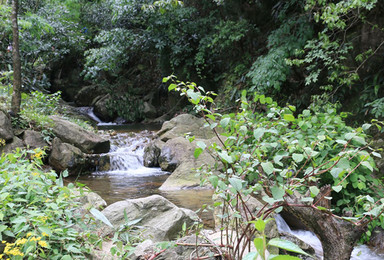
[142,102,157,119]
[48,137,86,174]
[93,94,116,122]
[157,114,215,142]
[22,130,47,149]
[74,85,105,107]
[49,115,110,154]
[101,195,200,241]
[158,137,217,190]
[0,110,14,142]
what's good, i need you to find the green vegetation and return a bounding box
[167,76,384,258]
[0,148,100,259]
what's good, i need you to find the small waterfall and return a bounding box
[75,106,117,126]
[95,131,165,176]
[275,214,384,260]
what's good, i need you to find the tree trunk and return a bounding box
[285,195,365,260]
[11,0,21,115]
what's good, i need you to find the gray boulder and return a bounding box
[74,85,105,107]
[157,114,215,142]
[0,137,25,154]
[143,143,161,167]
[142,102,157,119]
[49,115,110,154]
[101,195,200,241]
[0,110,14,141]
[93,94,115,122]
[48,137,86,174]
[22,130,47,149]
[158,137,217,190]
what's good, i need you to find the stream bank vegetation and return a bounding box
[166,75,384,260]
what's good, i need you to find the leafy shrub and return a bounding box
[0,148,102,259]
[166,76,384,257]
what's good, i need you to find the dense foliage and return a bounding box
[0,148,101,259]
[167,76,384,258]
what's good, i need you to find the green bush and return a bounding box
[0,148,102,259]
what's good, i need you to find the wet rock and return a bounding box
[280,232,317,259]
[86,154,111,172]
[93,94,116,122]
[143,143,161,167]
[0,110,14,141]
[369,226,384,254]
[142,102,157,119]
[100,195,200,241]
[74,85,105,106]
[48,137,86,174]
[0,137,25,154]
[49,115,110,154]
[22,130,48,149]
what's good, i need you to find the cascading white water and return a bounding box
[275,214,384,260]
[95,131,165,176]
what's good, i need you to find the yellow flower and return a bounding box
[42,232,49,237]
[15,238,27,245]
[26,232,32,238]
[45,198,50,203]
[32,172,40,177]
[38,241,48,248]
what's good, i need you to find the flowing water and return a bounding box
[68,128,214,227]
[275,214,384,259]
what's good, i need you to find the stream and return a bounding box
[68,125,214,227]
[275,214,384,259]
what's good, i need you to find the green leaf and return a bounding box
[218,151,234,164]
[243,252,258,260]
[271,186,285,200]
[229,178,243,192]
[332,185,342,193]
[292,153,304,163]
[253,218,266,232]
[268,255,302,260]
[268,238,311,257]
[168,83,177,91]
[61,256,73,260]
[283,114,295,122]
[261,162,274,175]
[220,117,230,128]
[253,237,264,257]
[209,176,219,188]
[345,133,356,140]
[361,161,373,172]
[194,148,203,158]
[253,128,265,141]
[309,186,320,197]
[90,208,113,228]
[372,152,382,158]
[330,167,343,178]
[336,158,350,170]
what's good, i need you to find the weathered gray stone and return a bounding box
[142,102,157,119]
[143,143,161,167]
[0,137,24,154]
[158,137,217,190]
[101,195,200,242]
[48,137,86,174]
[369,226,384,254]
[0,110,14,141]
[49,115,110,154]
[157,114,214,142]
[73,190,107,210]
[131,235,216,260]
[93,94,115,122]
[74,85,105,106]
[22,130,47,149]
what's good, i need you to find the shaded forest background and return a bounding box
[1,0,384,123]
